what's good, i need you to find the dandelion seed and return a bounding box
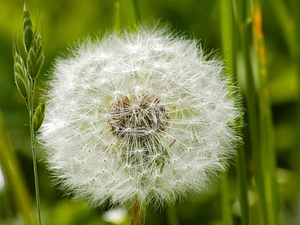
[38,25,242,209]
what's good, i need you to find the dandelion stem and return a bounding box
[130,200,146,225]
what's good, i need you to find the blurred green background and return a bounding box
[0,0,299,224]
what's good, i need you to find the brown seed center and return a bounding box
[108,93,169,139]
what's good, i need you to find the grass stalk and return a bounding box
[220,1,249,224]
[268,0,297,57]
[294,0,300,156]
[232,0,270,224]
[131,0,140,23]
[220,172,233,225]
[252,1,279,225]
[12,2,45,224]
[235,145,249,225]
[270,3,300,143]
[114,1,121,35]
[118,0,138,30]
[0,112,37,225]
[1,170,13,225]
[269,1,300,143]
[166,205,179,225]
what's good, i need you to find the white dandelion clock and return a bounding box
[39,26,242,211]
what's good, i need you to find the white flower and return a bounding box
[39,25,242,209]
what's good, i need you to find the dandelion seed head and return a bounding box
[39,25,242,209]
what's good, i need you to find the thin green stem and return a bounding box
[31,126,42,225]
[28,80,42,225]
